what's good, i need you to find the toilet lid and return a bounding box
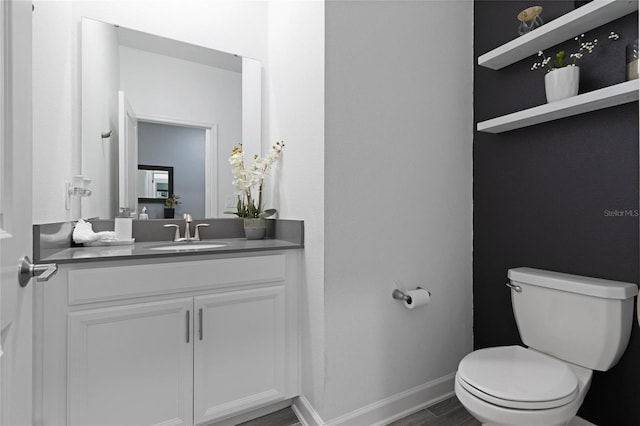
[457,346,579,410]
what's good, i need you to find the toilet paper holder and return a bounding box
[392,287,430,303]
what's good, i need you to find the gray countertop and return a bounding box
[38,237,303,264]
[34,219,304,264]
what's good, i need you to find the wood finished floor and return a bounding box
[237,396,479,426]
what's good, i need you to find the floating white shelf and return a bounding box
[478,0,639,70]
[477,79,639,133]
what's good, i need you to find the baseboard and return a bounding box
[292,396,325,426]
[292,373,456,426]
[206,399,293,426]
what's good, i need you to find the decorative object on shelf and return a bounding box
[545,65,580,103]
[531,31,620,103]
[517,6,544,36]
[626,39,638,81]
[226,141,285,240]
[164,194,180,219]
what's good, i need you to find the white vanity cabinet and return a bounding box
[35,251,300,426]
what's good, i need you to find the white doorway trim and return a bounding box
[135,113,218,218]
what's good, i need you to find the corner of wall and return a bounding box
[266,0,326,414]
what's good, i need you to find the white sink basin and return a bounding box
[149,242,227,251]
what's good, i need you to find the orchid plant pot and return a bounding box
[243,218,267,240]
[545,66,580,103]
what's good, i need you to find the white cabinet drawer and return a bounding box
[68,255,286,305]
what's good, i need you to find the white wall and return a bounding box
[267,0,326,413]
[322,0,473,421]
[32,1,76,223]
[32,0,267,223]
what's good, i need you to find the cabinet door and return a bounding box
[194,286,286,424]
[68,298,194,426]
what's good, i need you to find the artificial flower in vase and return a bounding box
[531,31,619,103]
[226,141,285,240]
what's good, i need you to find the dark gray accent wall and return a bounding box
[474,2,638,424]
[138,121,206,219]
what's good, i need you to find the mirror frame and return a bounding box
[137,164,174,203]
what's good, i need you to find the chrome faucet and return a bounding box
[183,213,193,239]
[164,213,209,242]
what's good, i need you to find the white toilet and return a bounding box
[455,267,638,426]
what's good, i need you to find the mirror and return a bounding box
[137,165,173,202]
[81,17,262,220]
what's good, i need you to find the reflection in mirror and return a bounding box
[80,17,262,220]
[138,121,206,219]
[137,165,173,202]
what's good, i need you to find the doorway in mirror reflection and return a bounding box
[138,122,206,219]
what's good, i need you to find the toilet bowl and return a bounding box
[455,346,592,426]
[455,268,637,426]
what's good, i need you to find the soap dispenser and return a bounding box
[139,206,149,220]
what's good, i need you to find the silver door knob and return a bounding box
[18,256,58,287]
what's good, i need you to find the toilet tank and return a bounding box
[508,267,637,371]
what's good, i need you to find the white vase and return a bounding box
[544,66,580,103]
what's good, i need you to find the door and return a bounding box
[0,1,34,425]
[193,286,286,424]
[118,90,138,216]
[67,298,194,426]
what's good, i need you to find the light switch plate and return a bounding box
[225,196,237,209]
